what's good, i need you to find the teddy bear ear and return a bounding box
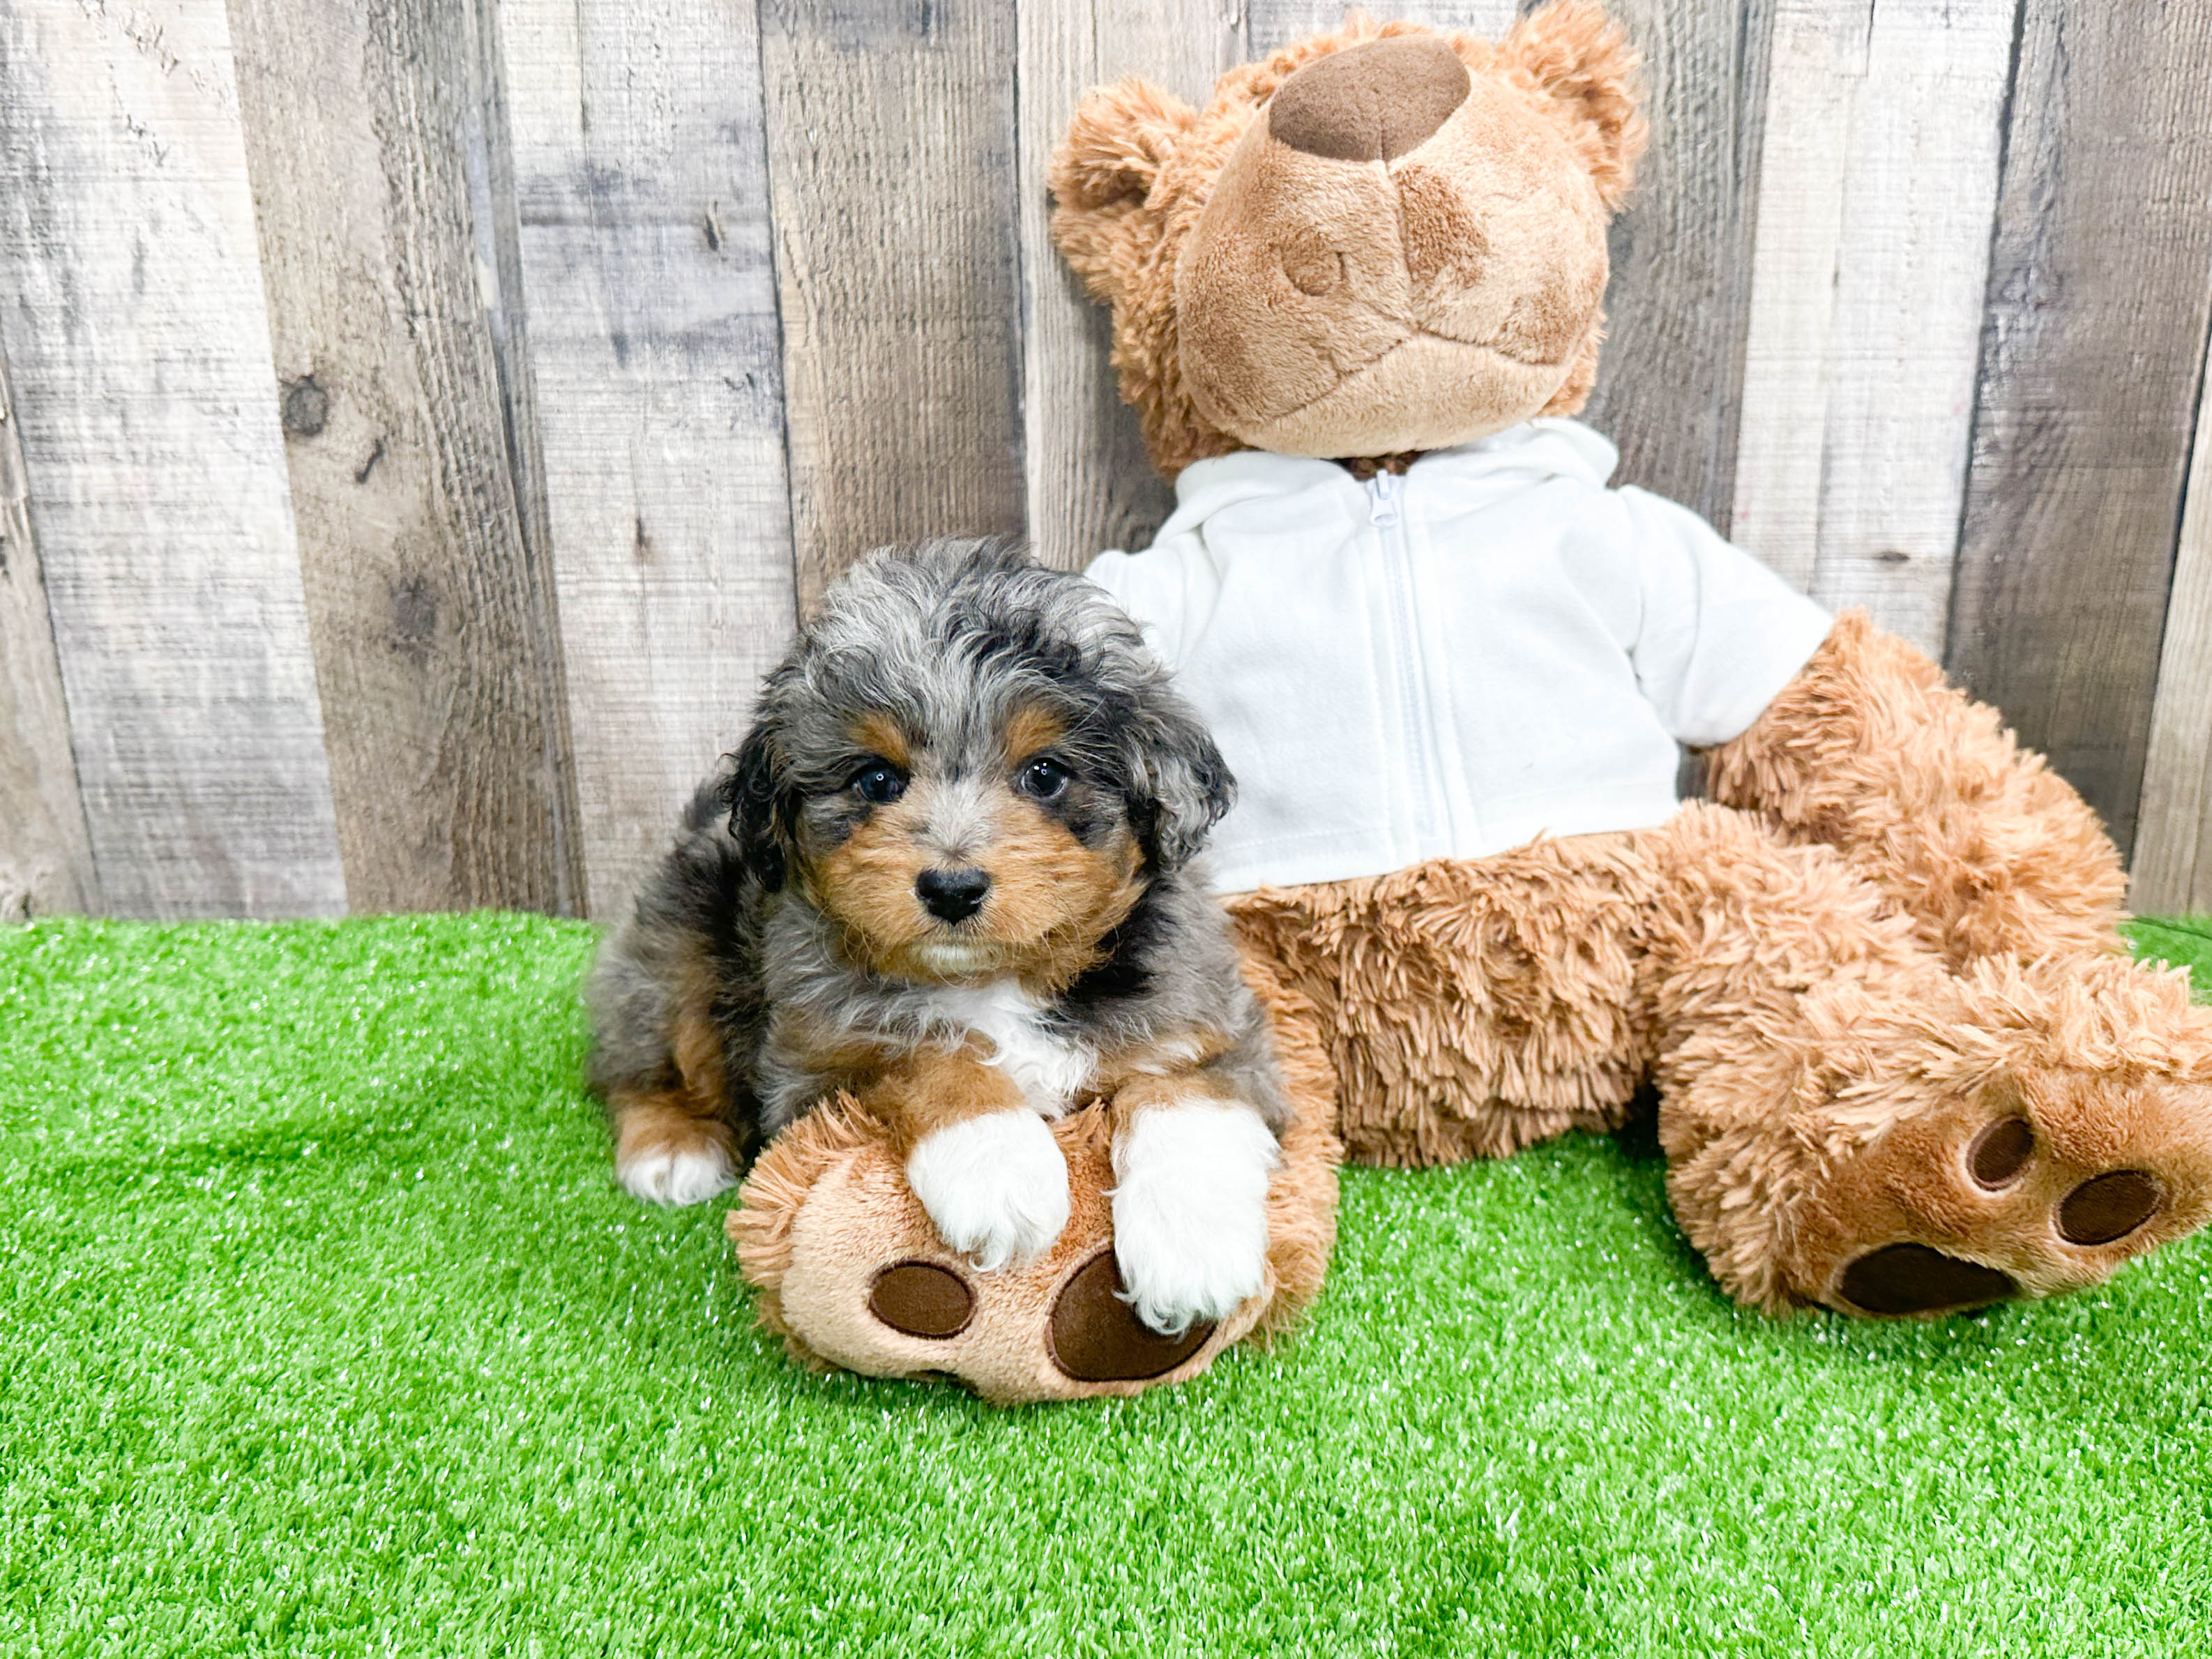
[1501,0,1649,210]
[1052,77,1197,210]
[1050,77,1198,301]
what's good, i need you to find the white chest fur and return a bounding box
[920,980,1094,1116]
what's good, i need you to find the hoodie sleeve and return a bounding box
[1614,485,1834,748]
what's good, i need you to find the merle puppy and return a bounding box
[588,538,1290,1335]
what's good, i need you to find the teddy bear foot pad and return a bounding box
[868,1248,1217,1383]
[1795,1064,2212,1318]
[728,1086,1339,1404]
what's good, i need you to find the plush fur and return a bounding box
[1231,786,2212,1315]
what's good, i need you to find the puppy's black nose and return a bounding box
[916,867,990,923]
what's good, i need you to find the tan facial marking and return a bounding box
[806,774,1146,988]
[851,712,914,771]
[1003,703,1066,766]
[989,799,1146,992]
[806,789,945,971]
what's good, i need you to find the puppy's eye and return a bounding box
[849,762,907,805]
[1016,757,1072,801]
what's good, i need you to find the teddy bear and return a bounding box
[727,1,2212,1402]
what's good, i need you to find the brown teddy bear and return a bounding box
[729,1,2212,1400]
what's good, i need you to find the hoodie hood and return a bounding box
[1156,418,1621,545]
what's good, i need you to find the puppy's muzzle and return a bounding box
[916,867,991,924]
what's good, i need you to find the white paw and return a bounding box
[618,1142,738,1207]
[1111,1102,1279,1336]
[906,1109,1070,1272]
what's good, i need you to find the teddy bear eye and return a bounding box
[1280,238,1342,298]
[1016,757,1073,801]
[849,762,907,805]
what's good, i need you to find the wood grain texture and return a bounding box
[1730,0,2015,654]
[1247,1,1517,58]
[228,0,586,916]
[1017,0,1243,570]
[1722,0,1858,594]
[0,331,97,918]
[0,0,344,918]
[2128,335,2212,916]
[497,0,798,919]
[1577,0,1775,528]
[1946,0,2212,858]
[759,0,1026,606]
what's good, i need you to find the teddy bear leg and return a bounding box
[1703,609,2128,967]
[723,954,1340,1404]
[1226,838,1663,1169]
[1646,805,2212,1315]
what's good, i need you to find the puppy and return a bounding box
[587,538,1289,1334]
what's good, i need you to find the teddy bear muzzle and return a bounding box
[1174,35,1614,460]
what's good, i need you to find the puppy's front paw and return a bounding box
[906,1109,1071,1272]
[1111,1103,1278,1336]
[617,1132,739,1207]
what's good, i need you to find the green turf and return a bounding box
[3,915,2211,1658]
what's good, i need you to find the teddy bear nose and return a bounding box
[1268,35,1471,163]
[916,867,991,923]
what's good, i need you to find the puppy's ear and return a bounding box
[1124,692,1236,876]
[719,722,793,893]
[1050,77,1197,305]
[1502,0,1646,209]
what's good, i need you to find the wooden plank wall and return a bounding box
[2,0,2210,921]
[501,0,796,914]
[0,333,96,919]
[1947,1,2212,868]
[0,0,346,920]
[1731,0,2015,653]
[227,0,584,916]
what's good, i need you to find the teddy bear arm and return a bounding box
[1703,609,2126,967]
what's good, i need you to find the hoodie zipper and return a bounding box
[1369,471,1445,849]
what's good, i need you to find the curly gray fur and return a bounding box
[586,537,1288,1156]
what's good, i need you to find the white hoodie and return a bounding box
[1085,418,1833,895]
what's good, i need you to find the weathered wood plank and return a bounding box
[1722,0,1860,594]
[1017,0,1243,570]
[1730,0,2015,656]
[1946,0,2212,858]
[0,0,344,918]
[2128,337,2212,916]
[496,0,798,918]
[0,332,97,919]
[759,0,1026,607]
[227,0,586,916]
[1576,0,1775,527]
[1248,1,1517,59]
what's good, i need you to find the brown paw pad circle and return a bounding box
[2058,1170,2162,1245]
[1047,1250,1215,1381]
[868,1260,975,1339]
[1839,1243,2019,1316]
[1968,1116,2036,1187]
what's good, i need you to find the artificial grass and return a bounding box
[3,915,2210,1658]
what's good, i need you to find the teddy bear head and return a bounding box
[1050,1,1646,477]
